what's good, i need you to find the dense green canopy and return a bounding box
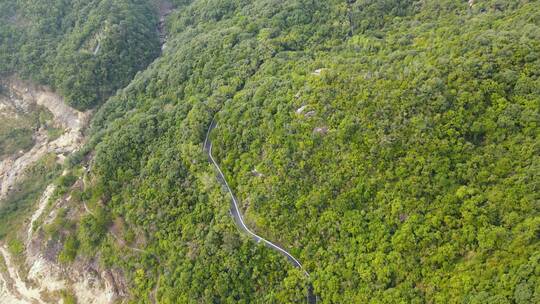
[0,0,160,109]
[85,0,540,302]
[2,0,539,303]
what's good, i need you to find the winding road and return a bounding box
[203,118,317,303]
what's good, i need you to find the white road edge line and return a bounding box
[205,121,309,278]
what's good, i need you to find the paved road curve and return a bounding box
[203,118,317,303]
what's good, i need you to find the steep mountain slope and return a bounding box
[82,0,538,303]
[0,79,118,303]
[0,0,164,302]
[0,0,539,303]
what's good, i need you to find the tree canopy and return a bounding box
[0,0,160,109]
[1,0,539,303]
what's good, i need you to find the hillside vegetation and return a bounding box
[0,0,160,109]
[77,0,539,302]
[1,0,539,303]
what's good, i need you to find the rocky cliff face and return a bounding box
[0,77,127,304]
[0,77,90,202]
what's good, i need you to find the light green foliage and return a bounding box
[0,98,53,158]
[0,93,62,158]
[84,0,539,302]
[60,290,77,304]
[0,128,33,157]
[77,207,110,256]
[1,0,538,303]
[58,235,79,264]
[44,208,74,241]
[7,238,24,256]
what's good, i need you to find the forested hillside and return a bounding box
[74,0,540,302]
[1,0,539,303]
[0,0,160,109]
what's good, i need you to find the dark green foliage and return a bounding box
[57,173,77,189]
[4,0,537,302]
[0,0,160,109]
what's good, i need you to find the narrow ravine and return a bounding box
[204,118,317,303]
